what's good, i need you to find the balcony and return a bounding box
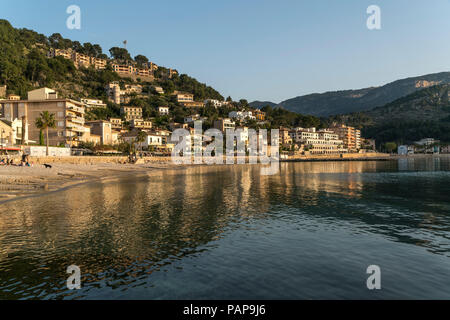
[67,105,85,114]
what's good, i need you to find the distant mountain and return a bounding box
[334,84,450,145]
[277,72,450,116]
[248,100,278,109]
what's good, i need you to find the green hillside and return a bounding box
[331,84,450,145]
[0,19,223,121]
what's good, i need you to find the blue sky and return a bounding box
[2,0,450,102]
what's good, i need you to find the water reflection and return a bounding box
[0,157,450,299]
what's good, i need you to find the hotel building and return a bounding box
[0,88,86,147]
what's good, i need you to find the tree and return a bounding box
[35,111,56,156]
[135,130,147,151]
[226,96,232,102]
[134,55,149,67]
[109,47,131,61]
[384,142,397,153]
[39,130,44,146]
[239,99,248,108]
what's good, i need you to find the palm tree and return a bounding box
[35,111,56,156]
[135,130,147,152]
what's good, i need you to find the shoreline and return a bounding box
[1,153,449,202]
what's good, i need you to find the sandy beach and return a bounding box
[0,161,176,202]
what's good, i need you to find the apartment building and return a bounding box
[81,98,107,110]
[47,48,73,60]
[329,124,361,152]
[72,52,91,68]
[120,106,143,121]
[129,119,152,130]
[91,57,107,70]
[0,88,86,147]
[214,118,236,133]
[111,64,153,80]
[112,64,136,75]
[47,48,107,70]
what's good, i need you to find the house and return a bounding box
[152,86,164,94]
[158,106,169,115]
[169,122,189,130]
[253,109,266,121]
[85,120,116,145]
[279,127,292,146]
[204,99,228,108]
[229,111,256,121]
[81,98,107,110]
[213,118,235,133]
[120,106,143,121]
[121,131,163,150]
[173,92,194,103]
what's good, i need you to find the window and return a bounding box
[58,121,64,127]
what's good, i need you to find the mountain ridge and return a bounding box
[250,71,450,116]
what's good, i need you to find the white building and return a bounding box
[122,132,163,149]
[289,127,346,154]
[398,145,414,155]
[229,111,256,121]
[81,98,107,110]
[158,106,169,115]
[204,99,228,108]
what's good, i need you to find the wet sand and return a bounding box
[0,162,176,202]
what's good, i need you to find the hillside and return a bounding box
[266,72,450,116]
[331,84,450,145]
[248,101,278,109]
[0,19,223,120]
